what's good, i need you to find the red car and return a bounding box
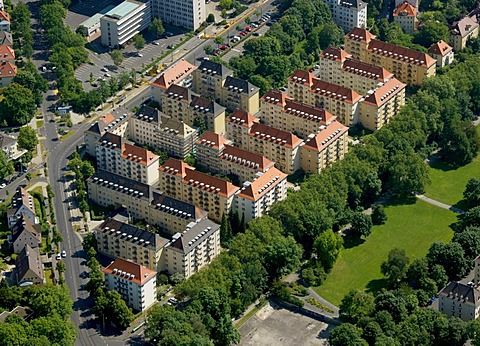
[240,31,248,36]
[245,26,252,32]
[219,45,228,50]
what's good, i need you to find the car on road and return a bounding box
[61,250,66,258]
[56,254,61,260]
[52,137,59,141]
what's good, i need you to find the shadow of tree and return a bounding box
[366,278,388,296]
[342,235,365,249]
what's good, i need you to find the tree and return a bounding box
[339,290,375,324]
[85,257,104,293]
[207,13,215,23]
[82,233,97,252]
[75,25,88,36]
[204,45,214,55]
[0,83,36,126]
[0,151,14,180]
[249,75,271,96]
[350,212,373,238]
[313,230,343,271]
[388,148,430,196]
[459,206,480,229]
[426,242,468,280]
[219,0,233,9]
[214,36,224,45]
[453,230,480,262]
[220,213,233,247]
[149,18,165,39]
[464,178,480,208]
[0,322,27,346]
[329,323,368,346]
[371,204,388,225]
[381,248,410,288]
[441,118,479,167]
[109,50,123,66]
[29,284,74,319]
[106,290,134,330]
[17,126,38,151]
[413,21,450,47]
[133,34,146,50]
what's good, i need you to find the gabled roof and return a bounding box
[151,191,207,221]
[261,89,291,107]
[98,132,125,148]
[0,45,14,61]
[11,217,41,246]
[345,27,376,43]
[10,187,35,216]
[226,109,259,128]
[159,118,196,137]
[311,79,363,104]
[159,157,193,178]
[362,78,406,107]
[135,105,164,124]
[151,60,196,90]
[343,59,394,82]
[369,39,436,67]
[0,61,17,79]
[249,123,303,149]
[0,306,32,323]
[223,76,259,96]
[121,143,159,166]
[452,15,479,37]
[184,167,240,198]
[103,257,157,286]
[393,1,416,16]
[237,167,287,201]
[169,218,219,254]
[439,281,480,307]
[16,245,44,284]
[0,31,13,46]
[221,144,275,171]
[428,40,453,56]
[0,131,16,148]
[288,69,314,86]
[303,121,349,152]
[320,47,352,63]
[197,60,233,78]
[283,99,336,124]
[165,84,191,101]
[86,109,129,134]
[196,131,231,151]
[0,11,10,22]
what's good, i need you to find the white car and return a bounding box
[137,53,144,57]
[0,183,6,189]
[101,67,109,72]
[152,41,160,45]
[104,73,111,78]
[61,250,66,258]
[56,254,61,260]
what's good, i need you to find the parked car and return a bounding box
[0,183,6,189]
[240,31,248,36]
[104,73,111,78]
[101,67,109,72]
[250,22,259,28]
[252,32,261,36]
[152,41,160,45]
[136,52,144,57]
[56,254,61,260]
[245,26,252,32]
[61,250,66,258]
[219,45,228,50]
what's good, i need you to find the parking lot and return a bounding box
[239,301,332,346]
[222,24,270,62]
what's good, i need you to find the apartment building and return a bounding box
[84,109,129,156]
[428,40,454,68]
[128,105,197,159]
[344,27,436,85]
[0,44,14,62]
[196,130,275,184]
[152,0,205,30]
[100,0,152,48]
[88,170,206,233]
[150,60,196,100]
[192,60,233,101]
[96,132,160,185]
[164,218,220,279]
[226,111,303,174]
[288,69,363,127]
[15,245,44,286]
[319,47,394,95]
[221,76,260,114]
[0,11,10,32]
[323,0,367,32]
[160,84,226,135]
[300,120,349,173]
[260,90,337,139]
[393,1,417,34]
[103,258,157,311]
[11,218,42,255]
[7,187,38,229]
[0,31,13,46]
[0,61,16,87]
[234,167,287,222]
[438,281,480,321]
[395,0,418,8]
[360,78,406,131]
[451,15,479,51]
[95,218,168,271]
[158,158,239,222]
[0,132,26,161]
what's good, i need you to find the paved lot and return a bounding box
[222,24,270,62]
[239,302,332,346]
[66,0,123,29]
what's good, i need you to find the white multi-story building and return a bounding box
[103,257,157,312]
[152,0,205,30]
[100,0,152,48]
[438,281,480,321]
[323,0,367,32]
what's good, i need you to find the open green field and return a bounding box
[424,125,480,206]
[314,199,456,306]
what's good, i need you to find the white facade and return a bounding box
[100,0,152,48]
[323,0,367,32]
[152,0,205,30]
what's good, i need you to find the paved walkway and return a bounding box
[416,194,465,214]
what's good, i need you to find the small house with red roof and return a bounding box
[428,40,454,67]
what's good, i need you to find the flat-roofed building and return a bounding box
[221,76,260,114]
[451,15,479,51]
[428,40,454,67]
[15,245,44,286]
[393,1,417,34]
[100,0,151,48]
[158,158,239,222]
[95,218,168,271]
[438,281,480,321]
[103,258,157,311]
[192,60,233,101]
[234,167,287,222]
[96,133,160,185]
[161,84,226,135]
[152,0,205,30]
[164,218,220,278]
[128,106,197,159]
[0,61,16,87]
[84,109,129,156]
[323,0,367,32]
[151,60,196,100]
[344,27,436,85]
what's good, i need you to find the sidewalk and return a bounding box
[416,194,465,214]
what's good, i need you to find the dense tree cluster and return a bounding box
[69,152,95,213]
[11,2,34,58]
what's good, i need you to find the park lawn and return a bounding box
[314,199,456,306]
[424,125,480,206]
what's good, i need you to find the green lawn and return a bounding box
[315,199,456,306]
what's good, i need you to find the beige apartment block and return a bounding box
[192,60,233,101]
[161,84,226,135]
[359,78,406,131]
[288,69,363,127]
[260,90,337,139]
[84,109,129,156]
[344,27,436,85]
[164,218,221,279]
[96,132,160,186]
[150,60,196,100]
[319,47,394,95]
[221,76,260,114]
[128,105,197,159]
[234,167,287,222]
[225,109,259,148]
[196,130,275,184]
[451,15,479,51]
[428,40,454,68]
[158,158,240,222]
[300,121,349,174]
[438,281,480,321]
[393,1,417,34]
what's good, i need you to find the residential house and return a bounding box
[15,245,44,286]
[0,306,32,323]
[428,40,455,67]
[395,0,418,8]
[0,11,10,32]
[0,31,13,46]
[150,60,196,100]
[11,217,42,254]
[393,1,417,34]
[0,44,14,62]
[438,281,480,321]
[7,187,38,229]
[451,14,479,51]
[0,132,26,161]
[0,61,16,87]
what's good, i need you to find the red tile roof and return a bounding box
[283,99,335,124]
[249,123,303,149]
[0,45,15,61]
[196,131,231,151]
[0,11,10,22]
[226,109,259,127]
[222,144,275,171]
[151,60,196,90]
[369,39,436,67]
[103,258,157,286]
[160,158,193,178]
[342,59,394,82]
[121,143,159,166]
[0,61,16,79]
[362,78,406,107]
[311,79,363,104]
[237,167,287,201]
[303,121,348,152]
[184,167,240,198]
[393,1,416,16]
[345,27,376,43]
[320,47,352,63]
[288,69,314,86]
[260,89,291,107]
[428,40,453,56]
